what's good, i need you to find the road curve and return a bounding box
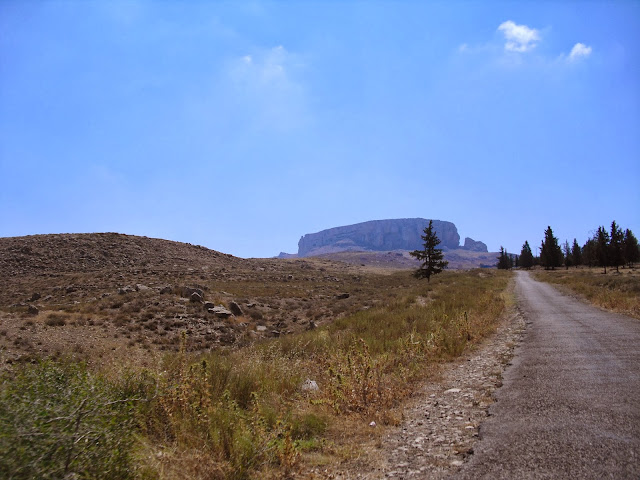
[455,270,640,479]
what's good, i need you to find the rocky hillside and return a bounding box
[0,233,397,366]
[297,218,487,257]
[0,233,243,279]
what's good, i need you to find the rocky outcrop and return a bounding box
[462,237,488,253]
[297,218,460,257]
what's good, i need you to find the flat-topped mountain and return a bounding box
[297,218,487,257]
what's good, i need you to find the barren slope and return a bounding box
[0,233,409,367]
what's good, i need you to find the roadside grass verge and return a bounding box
[533,268,640,319]
[1,269,512,479]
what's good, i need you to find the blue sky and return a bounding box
[1,1,638,258]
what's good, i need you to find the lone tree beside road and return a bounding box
[410,220,448,282]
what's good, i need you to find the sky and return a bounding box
[1,1,639,258]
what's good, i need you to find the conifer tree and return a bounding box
[624,229,639,268]
[497,247,512,270]
[563,240,572,269]
[596,226,610,273]
[571,238,582,268]
[540,226,563,270]
[609,221,624,272]
[519,241,534,269]
[410,220,448,282]
[583,238,596,267]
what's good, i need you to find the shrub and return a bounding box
[45,313,68,327]
[0,361,139,479]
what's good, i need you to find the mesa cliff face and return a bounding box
[298,218,461,257]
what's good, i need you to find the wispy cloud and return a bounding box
[497,20,540,53]
[568,43,592,61]
[226,45,308,132]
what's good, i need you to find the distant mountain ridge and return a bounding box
[296,218,487,257]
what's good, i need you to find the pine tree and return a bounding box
[583,238,596,267]
[623,229,639,268]
[571,238,582,268]
[596,226,610,274]
[519,241,534,269]
[410,220,449,282]
[563,240,572,270]
[609,221,624,272]
[497,247,512,270]
[540,226,563,270]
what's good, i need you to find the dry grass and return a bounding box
[1,269,512,479]
[131,269,511,478]
[0,235,514,479]
[533,267,640,319]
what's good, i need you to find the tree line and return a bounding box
[497,221,640,272]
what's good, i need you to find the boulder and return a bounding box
[27,305,39,315]
[190,292,203,303]
[181,286,204,299]
[209,306,233,319]
[228,301,243,316]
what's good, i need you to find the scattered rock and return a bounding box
[228,301,243,316]
[190,292,203,303]
[136,284,151,292]
[181,286,204,299]
[27,305,39,315]
[301,379,319,392]
[378,311,526,478]
[256,325,267,332]
[209,306,233,318]
[118,286,135,295]
[204,301,216,310]
[336,293,350,300]
[159,285,173,295]
[30,292,41,301]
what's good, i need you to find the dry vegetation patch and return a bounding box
[0,234,512,479]
[533,267,640,319]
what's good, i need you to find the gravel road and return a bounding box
[455,271,640,479]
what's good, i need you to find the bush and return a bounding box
[45,313,68,327]
[0,361,139,479]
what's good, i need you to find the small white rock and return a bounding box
[444,388,462,394]
[369,421,377,427]
[301,379,319,392]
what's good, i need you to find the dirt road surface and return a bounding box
[456,271,640,479]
